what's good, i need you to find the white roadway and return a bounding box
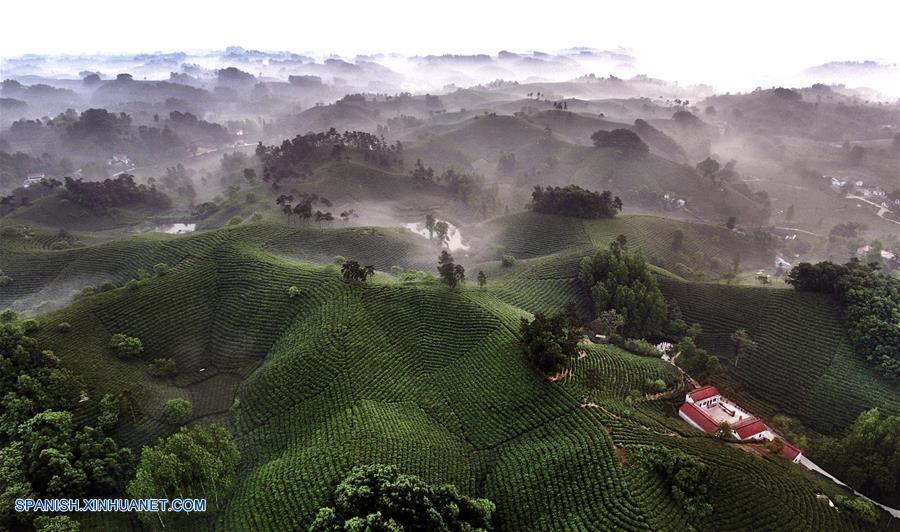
[845,194,900,226]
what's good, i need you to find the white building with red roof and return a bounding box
[684,385,720,408]
[782,441,803,463]
[678,385,801,461]
[679,402,719,434]
[732,417,769,441]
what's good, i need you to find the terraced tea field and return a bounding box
[658,278,900,433]
[4,217,893,530]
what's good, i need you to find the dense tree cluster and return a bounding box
[531,185,622,219]
[411,159,435,187]
[216,67,255,85]
[127,424,239,528]
[787,261,900,382]
[276,192,335,224]
[108,333,144,359]
[258,129,402,185]
[675,336,719,379]
[815,409,900,506]
[162,398,192,425]
[411,165,500,217]
[341,260,375,283]
[437,250,465,288]
[62,174,172,214]
[578,240,668,338]
[167,110,231,145]
[311,464,494,531]
[59,108,186,159]
[0,319,133,530]
[64,108,132,146]
[638,447,713,518]
[0,150,74,191]
[672,110,703,128]
[519,310,579,374]
[591,128,649,156]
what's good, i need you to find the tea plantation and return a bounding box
[1,215,895,530]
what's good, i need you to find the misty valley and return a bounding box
[1,31,899,532]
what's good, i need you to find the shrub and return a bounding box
[834,495,877,524]
[0,275,12,286]
[520,312,579,374]
[147,357,178,378]
[310,464,494,531]
[0,309,19,322]
[643,378,668,393]
[33,515,80,532]
[501,254,516,267]
[591,128,649,156]
[641,447,713,517]
[162,398,193,425]
[57,322,72,333]
[153,263,169,276]
[398,269,436,284]
[623,338,660,357]
[97,393,121,432]
[341,260,375,283]
[287,286,301,298]
[109,333,143,359]
[21,318,40,334]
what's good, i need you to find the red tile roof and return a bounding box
[782,442,802,461]
[688,385,719,402]
[679,402,719,434]
[733,417,767,440]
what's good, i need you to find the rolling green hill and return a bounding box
[476,211,772,278]
[403,113,768,223]
[12,224,879,530]
[5,215,896,530]
[9,193,162,231]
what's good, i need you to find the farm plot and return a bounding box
[658,277,900,434]
[561,343,681,402]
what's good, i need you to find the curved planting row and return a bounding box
[486,408,651,531]
[485,211,593,258]
[562,344,679,402]
[658,278,899,434]
[264,225,430,271]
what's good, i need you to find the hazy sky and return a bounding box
[2,0,898,85]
